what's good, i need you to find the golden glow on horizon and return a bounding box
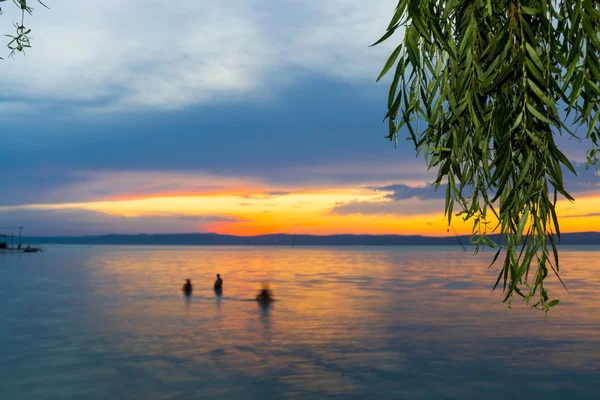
[0,188,598,236]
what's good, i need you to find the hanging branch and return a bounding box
[1,0,50,58]
[374,0,599,313]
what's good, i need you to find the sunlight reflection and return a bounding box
[3,246,600,398]
[85,246,600,384]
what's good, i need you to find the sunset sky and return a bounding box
[0,0,598,237]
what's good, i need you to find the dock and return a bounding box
[0,228,42,253]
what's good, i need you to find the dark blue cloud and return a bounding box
[368,160,599,203]
[563,163,600,194]
[0,77,403,172]
[562,212,600,219]
[265,191,290,196]
[1,73,597,208]
[329,182,446,216]
[0,209,242,236]
[0,75,430,205]
[373,183,447,200]
[330,198,443,216]
[0,171,89,206]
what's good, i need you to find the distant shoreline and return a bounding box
[19,232,600,246]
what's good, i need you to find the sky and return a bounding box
[0,0,598,237]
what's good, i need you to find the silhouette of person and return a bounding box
[214,274,223,289]
[256,283,273,303]
[182,279,193,296]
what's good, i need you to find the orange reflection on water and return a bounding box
[87,246,398,395]
[85,245,600,386]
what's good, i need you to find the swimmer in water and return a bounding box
[255,283,273,303]
[182,279,193,295]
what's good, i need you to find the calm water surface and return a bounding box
[1,245,599,399]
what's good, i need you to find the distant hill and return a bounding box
[20,232,600,246]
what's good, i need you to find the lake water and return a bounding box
[1,245,599,399]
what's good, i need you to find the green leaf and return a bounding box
[371,26,399,47]
[525,43,545,74]
[387,2,406,31]
[516,204,530,243]
[377,44,403,82]
[388,58,404,108]
[521,6,541,15]
[546,299,560,308]
[527,79,557,112]
[526,103,550,123]
[429,19,455,59]
[486,0,492,15]
[516,152,533,189]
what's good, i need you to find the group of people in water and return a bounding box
[182,274,273,303]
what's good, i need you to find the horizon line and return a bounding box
[20,231,600,238]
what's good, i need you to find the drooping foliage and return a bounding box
[375,0,599,312]
[0,0,48,58]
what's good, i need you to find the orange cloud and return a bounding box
[0,185,598,236]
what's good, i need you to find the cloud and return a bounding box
[563,163,600,195]
[330,163,600,218]
[0,169,270,206]
[0,101,36,118]
[0,171,90,206]
[371,183,447,200]
[329,181,448,216]
[265,191,290,196]
[0,159,437,207]
[262,161,437,188]
[330,197,445,217]
[0,0,399,112]
[0,208,244,236]
[241,192,291,200]
[562,212,600,219]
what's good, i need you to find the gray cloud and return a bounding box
[0,159,436,207]
[0,170,267,206]
[329,181,459,217]
[369,161,600,204]
[0,209,244,236]
[330,197,445,217]
[564,163,600,195]
[262,161,436,188]
[371,183,447,200]
[562,212,600,219]
[0,170,89,206]
[0,0,399,112]
[265,191,290,196]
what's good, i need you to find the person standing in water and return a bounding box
[182,279,193,295]
[214,274,223,289]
